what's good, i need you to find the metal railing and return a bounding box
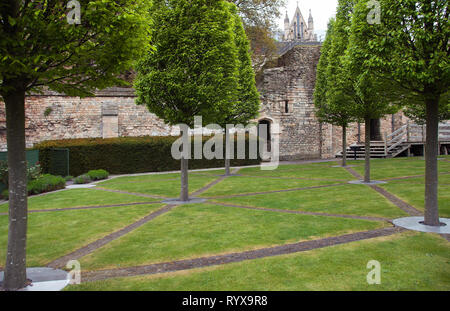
[386,121,450,153]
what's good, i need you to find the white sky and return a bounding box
[277,0,338,41]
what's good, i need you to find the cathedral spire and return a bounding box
[308,9,314,30]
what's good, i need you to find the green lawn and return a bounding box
[199,176,339,197]
[238,163,355,180]
[0,188,157,213]
[0,204,164,267]
[98,173,182,185]
[1,157,449,291]
[67,231,450,291]
[79,203,386,271]
[379,174,450,217]
[352,157,450,180]
[212,184,408,218]
[96,174,219,198]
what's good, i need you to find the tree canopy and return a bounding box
[135,0,242,128]
[348,0,449,225]
[231,0,286,71]
[314,0,358,129]
[0,0,153,291]
[0,0,152,97]
[223,6,260,126]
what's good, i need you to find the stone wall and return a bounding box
[0,44,417,160]
[257,44,323,160]
[0,88,175,150]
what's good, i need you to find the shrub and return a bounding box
[0,160,42,187]
[36,135,261,176]
[1,189,8,200]
[0,161,42,195]
[27,174,66,195]
[86,169,109,181]
[27,162,42,180]
[74,174,92,184]
[64,175,74,182]
[0,160,8,186]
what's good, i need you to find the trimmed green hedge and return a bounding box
[35,135,261,176]
[74,174,92,184]
[27,174,66,195]
[86,169,109,181]
[2,174,66,200]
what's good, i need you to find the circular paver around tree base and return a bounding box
[0,267,70,291]
[348,180,387,185]
[393,217,450,234]
[66,184,96,189]
[331,165,358,168]
[161,197,208,205]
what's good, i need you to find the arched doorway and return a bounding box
[258,119,272,153]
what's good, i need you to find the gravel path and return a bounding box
[81,227,403,282]
[47,204,177,269]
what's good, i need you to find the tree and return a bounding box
[231,0,286,71]
[403,92,450,125]
[324,0,399,181]
[350,0,449,225]
[314,2,357,167]
[345,19,399,182]
[0,0,152,290]
[222,7,260,176]
[135,0,241,200]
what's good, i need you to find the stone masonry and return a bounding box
[257,45,322,160]
[0,44,414,159]
[0,88,176,151]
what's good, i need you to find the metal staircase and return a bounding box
[336,122,450,159]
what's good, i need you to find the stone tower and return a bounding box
[308,9,314,32]
[283,4,316,42]
[284,11,290,40]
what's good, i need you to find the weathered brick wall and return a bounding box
[257,44,322,160]
[0,89,174,150]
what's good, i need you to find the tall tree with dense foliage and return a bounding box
[0,0,152,290]
[231,0,285,71]
[222,7,260,175]
[314,2,357,167]
[135,0,241,200]
[342,0,399,183]
[349,0,449,225]
[403,93,450,125]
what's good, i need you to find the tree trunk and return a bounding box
[423,94,440,226]
[180,156,189,201]
[364,117,371,183]
[342,125,347,167]
[224,128,231,175]
[3,90,28,291]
